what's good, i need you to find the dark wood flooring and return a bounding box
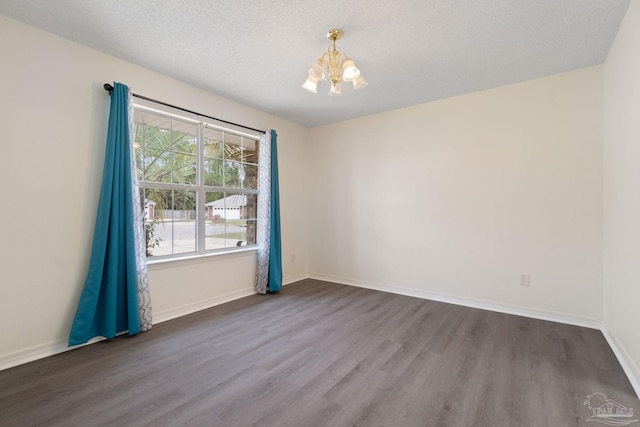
[0,279,638,426]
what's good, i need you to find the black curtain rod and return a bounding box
[103,83,266,134]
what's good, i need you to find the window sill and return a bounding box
[147,246,258,270]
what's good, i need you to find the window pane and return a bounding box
[224,133,243,161]
[169,125,196,184]
[139,113,172,182]
[243,138,258,165]
[173,153,197,185]
[203,127,223,159]
[170,190,197,255]
[242,163,258,190]
[204,158,224,187]
[171,124,197,155]
[142,112,172,130]
[144,149,173,183]
[205,192,226,251]
[244,219,257,246]
[223,193,248,247]
[244,193,257,219]
[204,192,255,250]
[225,220,247,248]
[224,160,242,188]
[141,188,160,256]
[144,188,196,256]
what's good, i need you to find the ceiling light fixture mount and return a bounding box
[302,28,367,96]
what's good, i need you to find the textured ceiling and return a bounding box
[0,0,631,127]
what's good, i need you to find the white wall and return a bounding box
[309,67,604,324]
[0,15,310,364]
[603,0,640,394]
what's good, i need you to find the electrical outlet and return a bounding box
[291,253,296,262]
[520,274,530,287]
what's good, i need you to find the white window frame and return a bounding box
[133,102,261,261]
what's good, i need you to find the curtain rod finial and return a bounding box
[103,83,114,92]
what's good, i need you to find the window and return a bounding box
[134,106,260,258]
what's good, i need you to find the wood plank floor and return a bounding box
[1,279,638,426]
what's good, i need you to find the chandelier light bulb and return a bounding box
[342,58,360,82]
[352,75,368,90]
[310,60,326,80]
[302,75,318,93]
[329,81,343,96]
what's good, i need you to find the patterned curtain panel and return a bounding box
[127,89,153,331]
[255,129,283,294]
[68,82,152,346]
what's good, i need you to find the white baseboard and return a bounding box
[601,327,640,399]
[153,274,310,325]
[283,272,310,286]
[0,335,108,372]
[153,287,257,324]
[309,273,602,330]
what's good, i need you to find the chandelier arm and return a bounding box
[320,53,329,79]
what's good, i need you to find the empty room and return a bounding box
[1,1,639,426]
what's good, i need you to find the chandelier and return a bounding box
[302,29,368,96]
